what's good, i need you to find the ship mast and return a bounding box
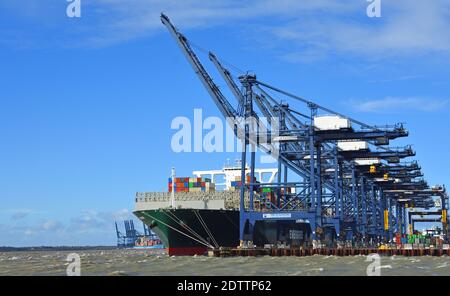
[171,167,176,208]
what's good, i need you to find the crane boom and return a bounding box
[160,14,237,118]
[253,94,274,123]
[208,52,245,105]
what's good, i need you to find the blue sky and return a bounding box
[1,0,449,246]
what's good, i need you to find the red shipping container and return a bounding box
[270,194,276,205]
[246,176,256,182]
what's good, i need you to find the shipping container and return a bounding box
[337,141,369,151]
[354,159,381,166]
[313,115,351,131]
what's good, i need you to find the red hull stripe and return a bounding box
[167,247,207,256]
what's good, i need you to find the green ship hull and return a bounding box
[134,209,240,255]
[134,208,314,255]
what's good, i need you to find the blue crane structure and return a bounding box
[161,14,449,248]
[115,220,151,248]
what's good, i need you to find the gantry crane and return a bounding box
[161,13,449,248]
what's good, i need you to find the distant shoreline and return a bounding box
[0,246,117,252]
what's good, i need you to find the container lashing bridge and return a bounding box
[161,14,449,248]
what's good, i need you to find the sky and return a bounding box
[1,0,449,246]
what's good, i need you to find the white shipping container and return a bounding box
[337,141,369,151]
[374,178,388,182]
[314,115,351,131]
[354,158,381,166]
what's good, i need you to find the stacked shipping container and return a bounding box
[229,176,295,206]
[259,188,291,205]
[230,175,259,191]
[168,177,215,193]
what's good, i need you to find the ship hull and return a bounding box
[134,209,240,256]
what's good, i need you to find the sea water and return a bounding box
[0,249,449,276]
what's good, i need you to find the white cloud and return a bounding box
[10,209,33,220]
[0,209,138,246]
[3,0,450,61]
[0,208,44,220]
[67,208,134,233]
[368,75,423,84]
[81,0,354,47]
[24,229,37,236]
[41,220,63,231]
[353,97,448,113]
[85,0,450,59]
[263,0,450,62]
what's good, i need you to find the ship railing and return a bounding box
[135,191,243,203]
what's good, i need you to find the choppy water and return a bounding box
[0,249,449,276]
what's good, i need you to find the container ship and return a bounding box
[133,232,164,249]
[115,219,164,249]
[134,162,311,255]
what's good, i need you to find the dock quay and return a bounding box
[208,247,450,257]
